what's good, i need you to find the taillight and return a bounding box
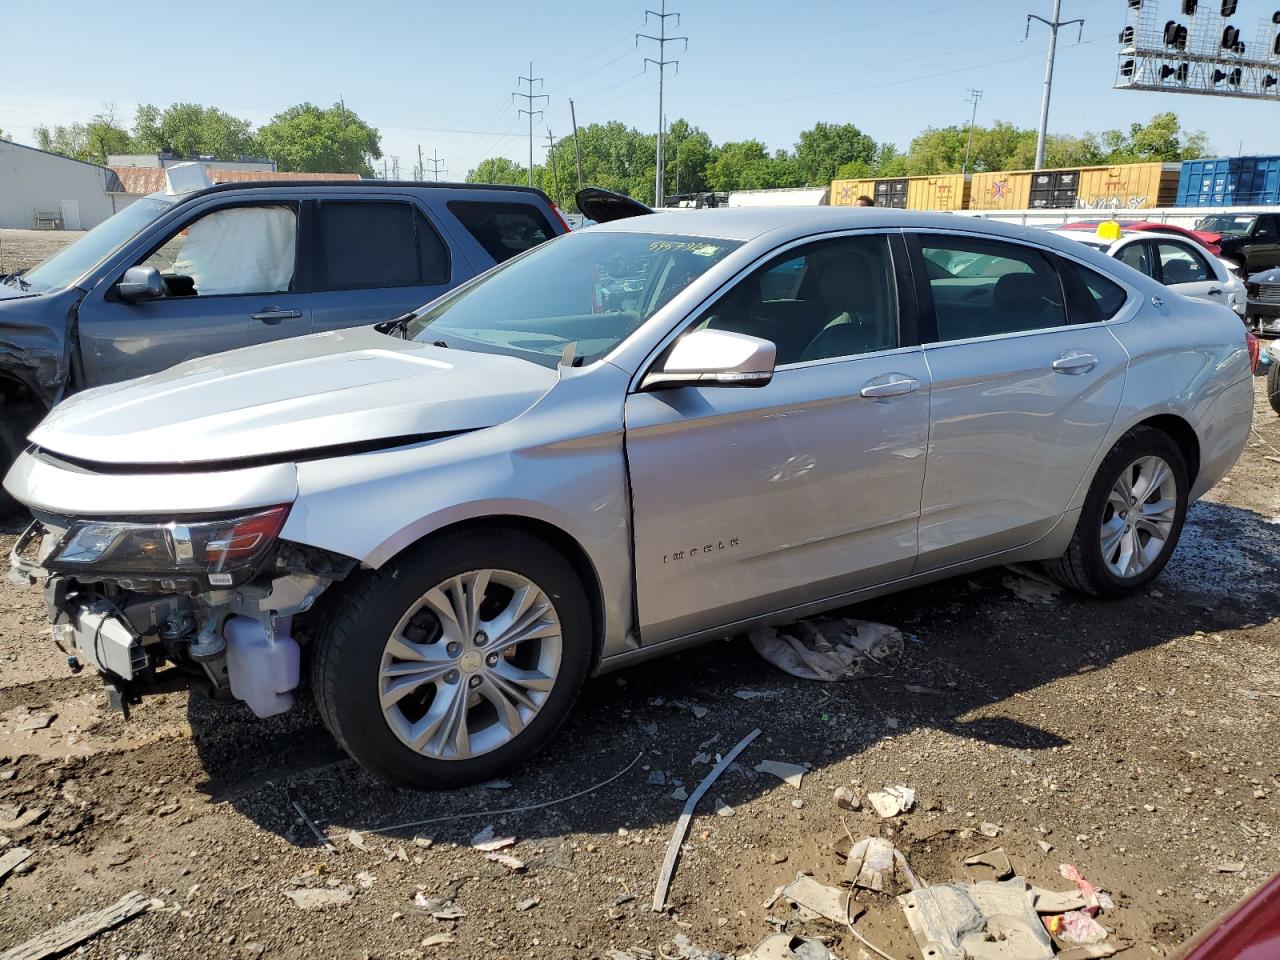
[549,202,572,233]
[1246,330,1260,374]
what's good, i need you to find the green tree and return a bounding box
[256,102,382,176]
[794,122,877,186]
[465,156,531,185]
[664,118,714,197]
[134,103,257,160]
[1097,112,1209,163]
[34,106,132,164]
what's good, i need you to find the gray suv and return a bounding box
[0,180,568,504]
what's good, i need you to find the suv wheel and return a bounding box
[1268,360,1280,415]
[1044,427,1189,598]
[311,529,592,788]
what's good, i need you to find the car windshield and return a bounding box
[407,231,742,367]
[1195,215,1255,237]
[14,197,175,294]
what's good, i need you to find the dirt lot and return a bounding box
[0,224,1277,959]
[0,228,85,275]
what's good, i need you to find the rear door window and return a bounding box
[317,201,450,290]
[917,236,1067,342]
[447,200,554,264]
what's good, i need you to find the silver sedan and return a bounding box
[5,207,1256,787]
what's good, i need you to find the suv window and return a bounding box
[141,204,296,297]
[1155,241,1211,284]
[448,200,554,264]
[318,202,449,290]
[920,236,1066,342]
[694,235,898,365]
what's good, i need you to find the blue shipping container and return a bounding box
[1176,156,1280,207]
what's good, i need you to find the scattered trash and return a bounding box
[653,727,761,911]
[867,785,915,818]
[1217,861,1246,873]
[1030,887,1087,914]
[749,619,903,682]
[516,896,540,911]
[284,886,354,911]
[414,893,465,920]
[412,834,434,849]
[978,822,1001,838]
[346,831,368,851]
[735,690,778,700]
[1002,574,1061,605]
[665,931,730,960]
[963,847,1013,881]
[714,797,736,817]
[899,877,1055,960]
[776,873,856,924]
[1055,910,1109,945]
[0,890,150,960]
[1037,840,1054,854]
[484,852,525,871]
[421,933,456,948]
[751,933,834,960]
[354,871,376,889]
[0,846,33,885]
[471,825,516,851]
[834,786,862,811]
[843,837,896,892]
[1059,864,1113,912]
[755,759,807,789]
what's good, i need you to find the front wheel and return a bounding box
[1267,360,1280,415]
[1043,427,1189,598]
[311,529,593,789]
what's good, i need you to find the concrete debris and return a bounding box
[1217,861,1246,873]
[0,846,33,885]
[484,851,525,871]
[1056,945,1124,960]
[1030,887,1088,914]
[414,893,465,920]
[748,618,903,682]
[647,770,667,785]
[899,877,1054,960]
[471,825,516,851]
[482,779,513,790]
[964,847,1013,880]
[412,835,434,849]
[665,932,730,960]
[671,700,709,719]
[978,822,1001,838]
[516,896,540,911]
[833,786,861,811]
[421,933,456,948]
[346,831,368,851]
[354,871,376,889]
[843,836,896,891]
[15,711,55,732]
[754,759,807,789]
[671,786,689,801]
[1037,840,1054,854]
[283,886,354,911]
[714,797,736,817]
[867,785,915,818]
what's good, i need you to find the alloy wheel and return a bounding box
[1099,455,1178,579]
[378,569,563,760]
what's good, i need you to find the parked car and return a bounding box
[1052,227,1247,317]
[0,175,568,510]
[1245,265,1280,338]
[1195,212,1280,274]
[5,205,1254,787]
[1059,219,1224,256]
[1174,870,1280,959]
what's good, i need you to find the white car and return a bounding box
[1052,229,1247,317]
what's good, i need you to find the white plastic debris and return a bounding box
[867,785,916,818]
[748,618,903,682]
[470,825,516,851]
[843,837,896,891]
[755,759,806,789]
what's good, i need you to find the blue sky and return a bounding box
[4,0,1278,176]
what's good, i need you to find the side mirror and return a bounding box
[117,265,165,302]
[642,329,776,390]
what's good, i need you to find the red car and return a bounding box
[1175,871,1280,959]
[1060,219,1223,257]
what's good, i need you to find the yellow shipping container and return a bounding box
[969,170,1032,210]
[906,174,970,211]
[829,179,878,206]
[1074,162,1181,210]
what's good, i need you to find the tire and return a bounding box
[1043,426,1189,599]
[0,404,36,518]
[310,528,593,789]
[1268,360,1280,416]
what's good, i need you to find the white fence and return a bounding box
[957,206,1274,229]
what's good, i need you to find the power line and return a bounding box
[962,89,983,175]
[637,0,686,207]
[513,62,548,188]
[426,149,447,182]
[1026,0,1084,170]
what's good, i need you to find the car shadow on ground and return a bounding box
[180,496,1280,850]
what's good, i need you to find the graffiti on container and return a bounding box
[1078,194,1149,209]
[836,183,855,204]
[990,180,1008,200]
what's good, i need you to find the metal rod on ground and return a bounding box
[652,727,761,912]
[569,98,584,191]
[290,797,337,854]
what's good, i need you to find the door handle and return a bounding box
[251,307,302,324]
[1206,288,1223,296]
[860,375,920,399]
[1051,351,1098,374]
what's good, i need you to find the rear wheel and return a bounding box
[1267,360,1280,415]
[310,529,592,788]
[1044,427,1189,598]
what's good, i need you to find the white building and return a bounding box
[0,140,126,230]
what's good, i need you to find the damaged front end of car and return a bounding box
[8,508,356,716]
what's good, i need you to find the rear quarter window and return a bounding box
[1057,257,1128,323]
[447,200,555,264]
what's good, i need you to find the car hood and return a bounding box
[31,326,560,466]
[1249,266,1280,284]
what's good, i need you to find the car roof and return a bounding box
[585,207,1066,244]
[159,179,555,204]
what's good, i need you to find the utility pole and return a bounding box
[962,89,983,175]
[391,156,399,179]
[637,0,687,207]
[382,158,388,179]
[513,62,547,188]
[1026,0,1083,171]
[417,144,425,181]
[426,149,447,182]
[569,98,584,191]
[545,128,563,208]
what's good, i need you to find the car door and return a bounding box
[76,200,312,386]
[625,232,932,644]
[1152,238,1226,307]
[1248,214,1280,271]
[309,199,461,333]
[908,231,1129,571]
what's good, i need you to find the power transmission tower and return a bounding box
[416,144,425,181]
[426,149,447,182]
[1026,0,1084,171]
[569,98,584,191]
[545,128,563,208]
[962,89,983,175]
[637,0,687,207]
[513,62,548,188]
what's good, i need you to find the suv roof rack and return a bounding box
[188,180,553,201]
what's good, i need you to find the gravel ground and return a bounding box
[0,226,1277,958]
[0,228,84,275]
